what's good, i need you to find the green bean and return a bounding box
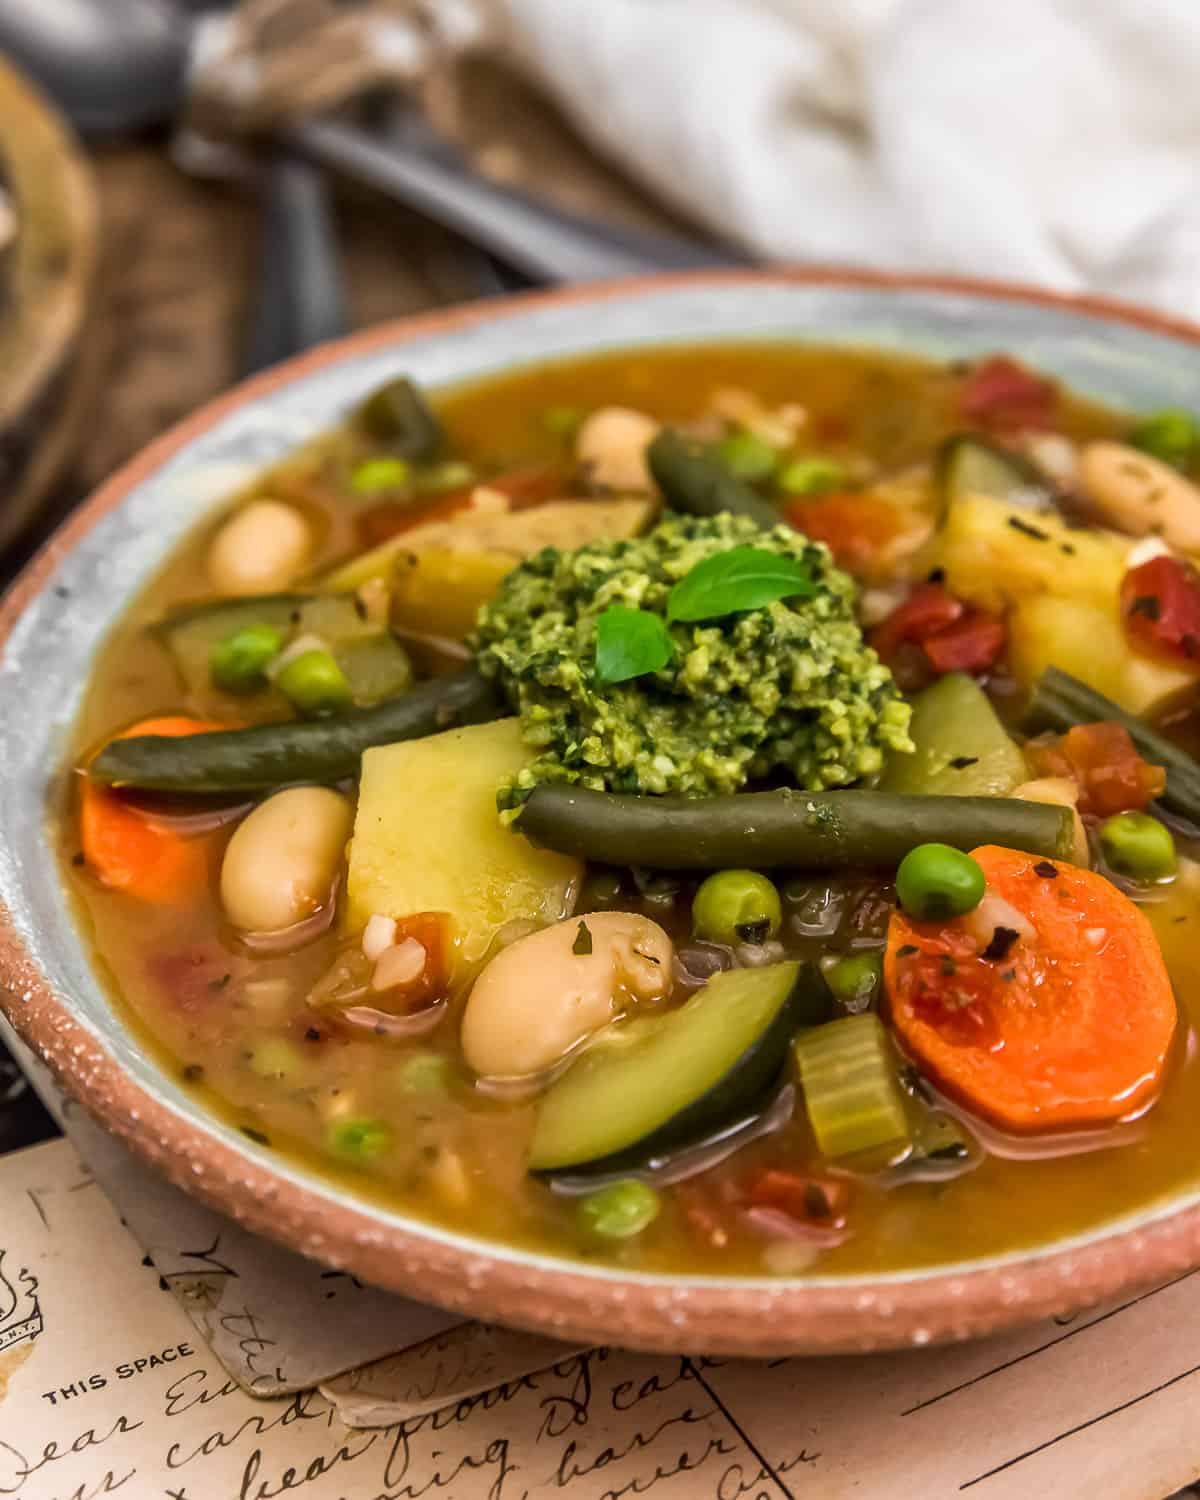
[357,376,443,458]
[1024,667,1200,823]
[647,429,780,529]
[90,667,500,794]
[516,785,1074,869]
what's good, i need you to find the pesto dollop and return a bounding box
[473,512,912,810]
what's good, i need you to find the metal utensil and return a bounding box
[0,0,349,372]
[287,116,744,284]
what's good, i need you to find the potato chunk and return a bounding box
[938,493,1129,612]
[326,496,656,594]
[1009,596,1196,713]
[346,719,581,966]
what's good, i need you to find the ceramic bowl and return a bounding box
[4,270,1200,1356]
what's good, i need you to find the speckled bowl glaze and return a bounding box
[5,270,1200,1357]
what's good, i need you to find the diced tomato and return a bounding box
[958,355,1057,432]
[871,583,1006,676]
[356,465,565,548]
[870,583,964,659]
[1121,555,1200,665]
[783,493,907,575]
[373,912,454,1014]
[743,1168,851,1227]
[921,612,1008,674]
[1027,721,1166,816]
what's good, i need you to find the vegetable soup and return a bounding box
[64,343,1200,1276]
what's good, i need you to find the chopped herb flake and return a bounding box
[982,925,1021,962]
[1007,515,1050,541]
[572,920,594,956]
[1130,594,1162,622]
[949,755,979,769]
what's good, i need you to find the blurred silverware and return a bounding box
[0,0,349,373]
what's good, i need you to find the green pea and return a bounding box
[1130,409,1199,470]
[692,869,782,945]
[576,1180,661,1240]
[825,952,882,1013]
[777,455,846,495]
[415,460,476,494]
[1099,811,1177,880]
[350,456,410,494]
[399,1052,454,1094]
[276,649,353,717]
[543,405,586,438]
[210,623,284,693]
[713,430,779,483]
[895,844,985,921]
[327,1117,393,1161]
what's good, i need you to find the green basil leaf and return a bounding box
[594,606,675,684]
[666,545,815,623]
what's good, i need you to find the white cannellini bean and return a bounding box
[220,786,353,933]
[575,406,660,493]
[1079,441,1200,552]
[1020,432,1078,487]
[461,911,674,1079]
[362,914,397,962]
[207,498,312,596]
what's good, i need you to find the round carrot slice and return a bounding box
[80,717,226,905]
[884,844,1176,1131]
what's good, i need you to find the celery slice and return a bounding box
[792,1014,911,1161]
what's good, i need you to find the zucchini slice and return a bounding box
[529,960,817,1174]
[937,434,1053,516]
[154,593,410,707]
[879,672,1026,797]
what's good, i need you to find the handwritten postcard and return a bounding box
[1,1135,1198,1499]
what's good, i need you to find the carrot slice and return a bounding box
[884,845,1176,1131]
[80,716,225,905]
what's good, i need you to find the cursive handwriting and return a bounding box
[0,1417,141,1497]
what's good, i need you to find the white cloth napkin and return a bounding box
[478,0,1200,317]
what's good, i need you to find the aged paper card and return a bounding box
[1,1136,1197,1500]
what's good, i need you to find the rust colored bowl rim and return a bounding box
[4,267,1200,1357]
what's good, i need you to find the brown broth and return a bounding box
[62,341,1200,1279]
